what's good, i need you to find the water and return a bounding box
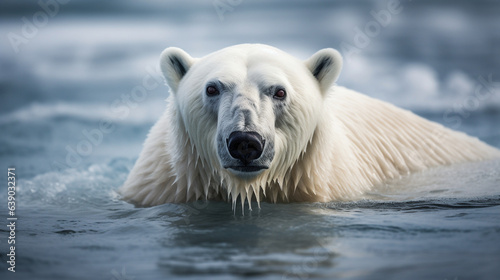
[1,1,500,279]
[2,160,500,279]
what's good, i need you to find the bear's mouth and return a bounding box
[225,165,269,173]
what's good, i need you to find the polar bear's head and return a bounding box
[160,44,342,184]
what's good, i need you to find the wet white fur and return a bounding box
[120,44,500,208]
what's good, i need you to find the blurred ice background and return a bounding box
[1,0,499,175]
[0,1,499,279]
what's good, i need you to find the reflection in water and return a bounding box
[159,202,339,277]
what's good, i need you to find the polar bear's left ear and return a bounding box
[160,47,195,93]
[305,48,343,93]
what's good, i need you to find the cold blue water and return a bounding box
[1,1,500,279]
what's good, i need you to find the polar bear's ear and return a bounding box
[305,48,343,93]
[160,47,195,93]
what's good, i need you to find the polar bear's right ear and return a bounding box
[160,47,195,93]
[305,48,343,93]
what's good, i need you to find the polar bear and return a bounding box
[120,44,500,208]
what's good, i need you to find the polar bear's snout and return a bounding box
[211,79,276,177]
[222,129,273,175]
[216,95,275,177]
[227,131,265,165]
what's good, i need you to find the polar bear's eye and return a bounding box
[273,88,286,100]
[206,86,219,97]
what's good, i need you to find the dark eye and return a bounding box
[273,88,286,100]
[206,86,219,96]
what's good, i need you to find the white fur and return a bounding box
[120,44,500,208]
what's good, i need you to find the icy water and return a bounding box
[1,1,500,279]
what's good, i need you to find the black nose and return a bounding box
[227,131,264,164]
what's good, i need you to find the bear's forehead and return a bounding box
[205,44,298,66]
[198,58,299,88]
[199,47,302,76]
[215,44,284,56]
[188,44,308,88]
